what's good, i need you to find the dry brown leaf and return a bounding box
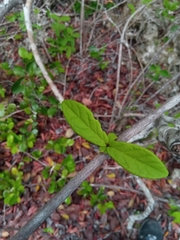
[82,141,91,149]
[61,213,69,220]
[46,156,55,166]
[23,173,31,182]
[107,173,116,178]
[1,231,9,238]
[107,190,115,197]
[82,98,92,106]
[65,128,74,138]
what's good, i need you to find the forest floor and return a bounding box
[0,1,180,240]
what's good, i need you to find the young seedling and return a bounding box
[62,100,168,179]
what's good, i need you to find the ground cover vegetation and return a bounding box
[0,0,180,239]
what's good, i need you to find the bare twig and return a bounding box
[23,0,64,103]
[120,27,180,113]
[110,5,146,124]
[0,109,23,121]
[79,0,84,55]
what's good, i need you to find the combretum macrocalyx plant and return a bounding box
[62,100,168,179]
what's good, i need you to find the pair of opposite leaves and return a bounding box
[62,100,168,179]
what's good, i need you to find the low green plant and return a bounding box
[73,0,100,18]
[47,13,80,59]
[0,47,63,153]
[78,181,114,214]
[89,46,109,70]
[168,205,180,223]
[42,137,75,202]
[0,167,24,205]
[43,227,54,234]
[128,3,136,14]
[162,0,180,20]
[73,0,114,18]
[62,100,168,179]
[146,64,171,81]
[46,137,74,154]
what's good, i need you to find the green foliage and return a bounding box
[46,137,74,154]
[147,64,171,81]
[78,181,114,214]
[47,12,80,59]
[89,46,109,70]
[0,47,63,154]
[73,0,115,18]
[168,205,180,223]
[106,141,168,179]
[128,3,136,14]
[42,137,75,196]
[42,153,75,198]
[0,85,5,98]
[62,100,109,147]
[43,227,54,234]
[162,0,180,20]
[62,100,168,179]
[73,0,100,19]
[6,12,26,31]
[0,167,24,205]
[142,0,180,20]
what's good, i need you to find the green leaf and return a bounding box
[107,141,168,179]
[99,146,107,153]
[0,104,5,117]
[65,196,71,205]
[27,62,41,76]
[18,47,33,60]
[48,182,57,194]
[0,86,5,98]
[62,100,109,146]
[44,227,54,234]
[171,211,180,223]
[128,3,136,14]
[58,16,70,22]
[47,107,57,117]
[108,133,117,142]
[11,78,24,94]
[13,66,26,77]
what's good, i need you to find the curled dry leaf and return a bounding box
[1,231,9,238]
[107,190,115,197]
[82,98,92,106]
[65,128,74,138]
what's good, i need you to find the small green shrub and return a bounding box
[0,167,24,205]
[42,137,75,200]
[42,153,75,205]
[78,181,114,214]
[89,46,109,70]
[62,100,168,179]
[73,0,114,18]
[47,13,80,59]
[146,64,171,81]
[168,205,180,223]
